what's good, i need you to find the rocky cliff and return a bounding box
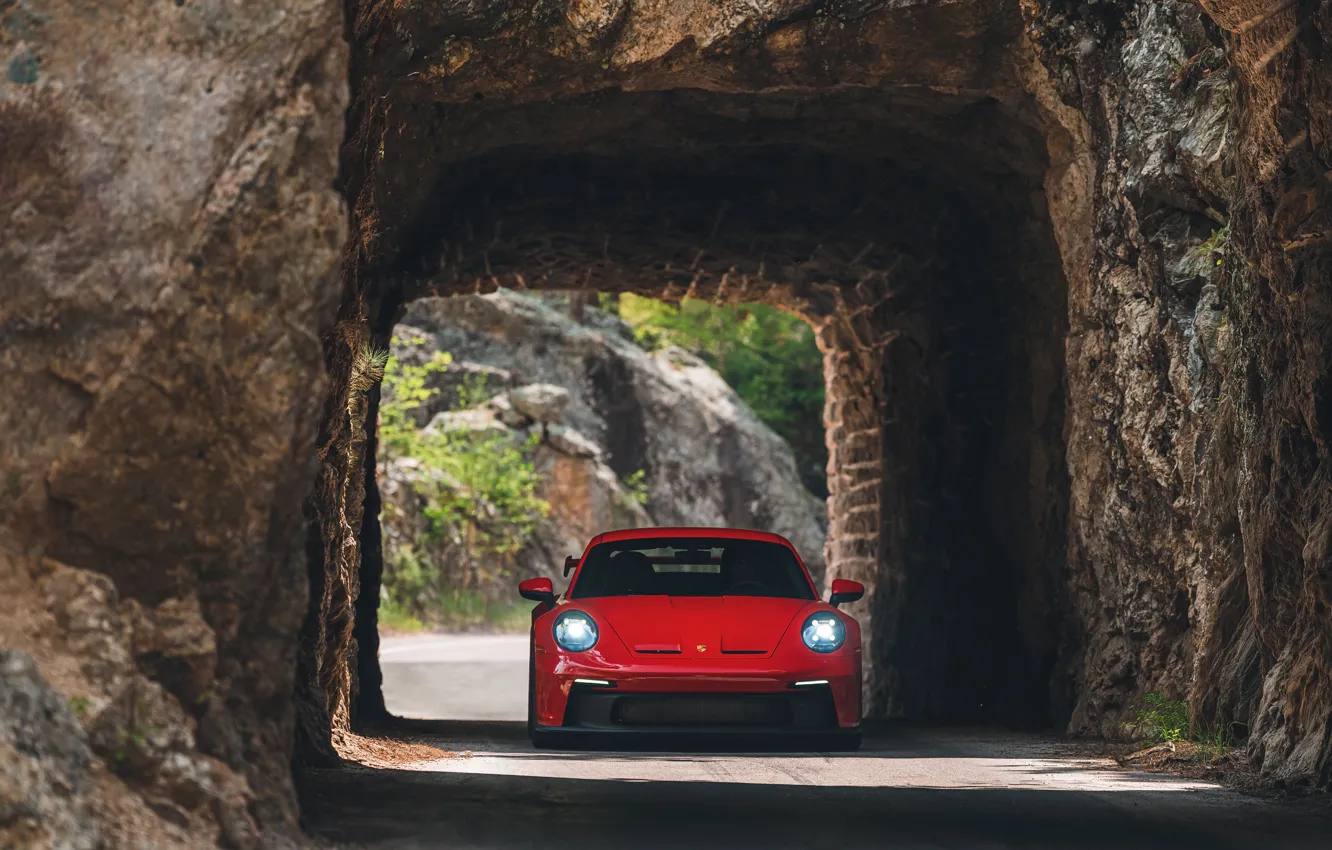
[1030,0,1332,786]
[3,0,347,843]
[378,291,828,618]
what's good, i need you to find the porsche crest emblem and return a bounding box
[696,644,707,653]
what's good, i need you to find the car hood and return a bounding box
[580,596,810,656]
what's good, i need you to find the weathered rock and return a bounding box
[88,675,195,782]
[377,292,826,617]
[154,751,259,845]
[38,564,134,688]
[1029,0,1332,787]
[423,408,513,438]
[508,384,572,425]
[5,0,1330,842]
[0,650,98,850]
[487,393,532,428]
[3,0,350,834]
[401,291,829,582]
[528,446,654,572]
[124,597,218,709]
[546,425,602,460]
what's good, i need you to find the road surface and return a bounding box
[307,632,1332,848]
[380,633,528,721]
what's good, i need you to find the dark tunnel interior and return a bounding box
[349,86,1073,730]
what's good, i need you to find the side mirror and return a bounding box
[829,579,865,608]
[563,556,580,577]
[519,577,557,607]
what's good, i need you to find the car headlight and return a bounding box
[801,613,845,653]
[553,610,599,652]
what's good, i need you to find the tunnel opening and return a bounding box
[369,287,833,722]
[325,86,1081,740]
[317,82,1073,738]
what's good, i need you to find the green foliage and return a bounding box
[417,429,546,554]
[617,295,826,491]
[455,373,495,410]
[1191,225,1229,266]
[1125,693,1245,764]
[378,596,425,633]
[112,727,148,764]
[350,343,391,400]
[1126,693,1191,744]
[377,333,549,630]
[380,544,529,632]
[385,544,429,603]
[623,469,649,506]
[379,332,452,452]
[67,695,92,719]
[417,587,530,632]
[380,335,547,555]
[1192,723,1236,763]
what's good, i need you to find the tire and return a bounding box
[831,730,863,752]
[531,728,558,749]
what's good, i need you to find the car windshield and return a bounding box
[569,537,815,600]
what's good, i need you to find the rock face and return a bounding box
[1029,0,1332,787]
[379,291,829,607]
[0,650,98,850]
[1,558,266,847]
[2,0,348,840]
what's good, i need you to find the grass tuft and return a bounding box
[1125,692,1241,763]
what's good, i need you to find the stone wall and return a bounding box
[2,0,348,841]
[1028,0,1332,785]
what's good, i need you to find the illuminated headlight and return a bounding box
[801,613,845,653]
[553,610,599,652]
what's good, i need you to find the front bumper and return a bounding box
[535,654,862,730]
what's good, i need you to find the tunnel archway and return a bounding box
[305,56,1077,752]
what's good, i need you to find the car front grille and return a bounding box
[613,694,793,727]
[562,686,839,730]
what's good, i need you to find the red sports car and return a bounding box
[518,527,864,749]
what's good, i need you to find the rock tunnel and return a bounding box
[313,4,1078,742]
[6,0,1332,843]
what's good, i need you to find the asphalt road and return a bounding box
[307,632,1332,849]
[380,633,528,721]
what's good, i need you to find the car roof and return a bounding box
[593,526,794,546]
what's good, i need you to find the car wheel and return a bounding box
[531,728,557,749]
[832,730,862,752]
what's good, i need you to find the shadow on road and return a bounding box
[359,718,1062,758]
[302,763,1329,850]
[302,720,1332,849]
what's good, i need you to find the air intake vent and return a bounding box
[613,695,792,727]
[633,644,681,654]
